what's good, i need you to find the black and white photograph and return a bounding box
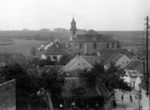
[0,0,150,110]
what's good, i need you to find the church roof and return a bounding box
[71,18,76,24]
[72,30,116,42]
[85,30,100,35]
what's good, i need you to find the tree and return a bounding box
[79,63,132,92]
[30,67,65,107]
[59,54,75,65]
[0,63,36,109]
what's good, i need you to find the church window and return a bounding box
[106,43,109,48]
[93,43,97,49]
[79,44,83,49]
[112,43,114,48]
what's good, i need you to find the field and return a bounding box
[0,39,46,56]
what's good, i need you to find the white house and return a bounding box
[123,70,143,91]
[139,82,150,110]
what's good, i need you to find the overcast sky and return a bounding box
[0,0,150,30]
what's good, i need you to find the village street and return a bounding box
[113,89,140,110]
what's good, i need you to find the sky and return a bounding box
[0,0,150,31]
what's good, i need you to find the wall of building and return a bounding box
[141,88,149,110]
[76,42,119,55]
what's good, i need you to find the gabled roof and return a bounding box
[100,48,130,62]
[60,55,93,73]
[125,60,142,70]
[85,30,100,35]
[104,53,124,65]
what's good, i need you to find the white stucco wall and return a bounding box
[141,88,149,110]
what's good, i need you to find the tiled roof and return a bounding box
[125,60,141,70]
[85,30,100,35]
[104,53,124,65]
[100,48,130,62]
[73,30,116,42]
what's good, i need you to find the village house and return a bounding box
[104,53,132,69]
[123,70,143,90]
[60,55,93,76]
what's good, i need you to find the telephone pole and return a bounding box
[145,16,150,110]
[146,16,149,97]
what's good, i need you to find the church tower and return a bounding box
[70,18,77,41]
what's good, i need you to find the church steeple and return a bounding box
[70,18,77,36]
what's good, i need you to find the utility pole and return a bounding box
[146,16,149,97]
[145,16,150,110]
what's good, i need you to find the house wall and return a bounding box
[71,41,119,55]
[140,88,149,110]
[124,70,142,90]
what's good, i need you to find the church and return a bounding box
[36,18,121,62]
[69,18,121,55]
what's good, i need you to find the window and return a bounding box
[79,43,83,49]
[93,43,97,49]
[117,42,120,48]
[106,43,109,48]
[112,43,114,48]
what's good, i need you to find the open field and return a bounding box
[0,39,46,56]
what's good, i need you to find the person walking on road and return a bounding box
[121,94,124,102]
